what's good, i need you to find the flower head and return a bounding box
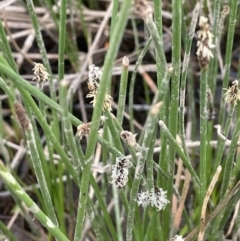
[121,130,140,150]
[76,122,91,139]
[224,80,240,106]
[86,90,112,112]
[133,0,153,22]
[76,116,107,139]
[32,62,49,89]
[196,16,215,68]
[170,235,185,241]
[88,64,102,91]
[86,64,112,112]
[111,156,130,188]
[14,102,30,131]
[137,186,170,211]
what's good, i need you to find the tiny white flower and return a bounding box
[137,186,170,211]
[87,64,112,111]
[88,64,102,91]
[137,190,151,207]
[111,156,129,188]
[174,235,185,241]
[196,16,215,68]
[224,80,240,106]
[32,62,49,89]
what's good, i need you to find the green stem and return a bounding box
[75,1,132,239]
[60,80,82,175]
[129,37,152,133]
[220,118,240,199]
[163,0,182,237]
[213,105,235,171]
[179,3,200,157]
[218,0,238,126]
[58,0,67,81]
[0,78,58,226]
[0,162,69,241]
[159,120,200,188]
[207,0,222,93]
[126,102,161,241]
[199,69,208,206]
[25,0,60,141]
[105,112,124,153]
[117,57,129,125]
[146,125,157,190]
[0,220,18,241]
[0,20,18,73]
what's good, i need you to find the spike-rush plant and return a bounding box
[1,0,240,240]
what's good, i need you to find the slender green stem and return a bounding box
[75,2,132,239]
[179,3,200,156]
[0,75,80,184]
[129,37,152,133]
[112,177,123,241]
[25,0,60,141]
[218,0,238,126]
[126,102,161,241]
[0,78,58,226]
[0,220,18,241]
[58,0,67,81]
[163,0,182,238]
[0,162,69,241]
[76,0,88,43]
[146,125,156,190]
[213,105,235,171]
[25,0,53,93]
[211,181,240,240]
[105,111,124,153]
[220,118,240,199]
[116,57,129,125]
[109,0,119,43]
[25,124,59,226]
[75,136,117,241]
[145,14,167,73]
[185,181,240,241]
[158,79,170,188]
[153,0,163,38]
[207,0,222,93]
[209,113,240,239]
[0,60,81,126]
[158,120,200,188]
[0,20,18,73]
[199,69,208,206]
[143,212,158,241]
[60,80,82,175]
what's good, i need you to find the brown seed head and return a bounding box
[133,0,153,22]
[76,122,91,139]
[121,130,140,150]
[14,102,30,131]
[224,80,240,106]
[196,16,215,69]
